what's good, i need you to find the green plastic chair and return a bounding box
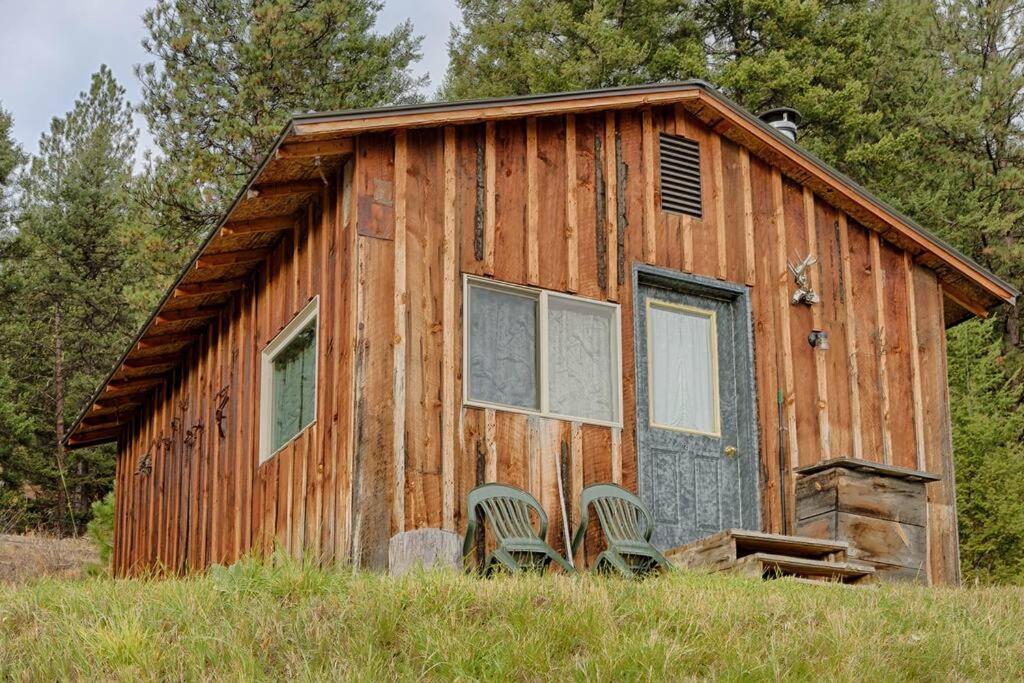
[571,483,671,578]
[462,483,575,575]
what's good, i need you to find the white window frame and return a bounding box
[463,275,623,428]
[259,296,320,464]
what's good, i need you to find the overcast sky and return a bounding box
[0,0,459,163]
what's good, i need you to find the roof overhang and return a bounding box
[65,81,1017,449]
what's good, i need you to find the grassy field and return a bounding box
[2,557,1023,680]
[0,533,98,582]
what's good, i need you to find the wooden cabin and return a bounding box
[66,82,1017,584]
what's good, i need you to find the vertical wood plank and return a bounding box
[772,169,798,523]
[713,134,727,280]
[839,215,864,459]
[493,120,527,284]
[641,109,657,264]
[813,201,852,460]
[537,116,568,292]
[604,110,618,301]
[581,425,612,564]
[749,157,781,532]
[905,253,926,471]
[458,125,486,276]
[565,114,580,293]
[847,222,884,461]
[611,428,622,485]
[392,130,407,535]
[804,187,830,459]
[405,128,444,530]
[569,421,584,565]
[617,109,643,494]
[740,148,756,287]
[526,117,539,285]
[442,126,458,531]
[484,121,496,276]
[880,241,917,470]
[870,232,893,464]
[350,133,396,569]
[783,181,819,469]
[306,202,322,558]
[934,282,961,584]
[484,408,497,483]
[337,158,357,562]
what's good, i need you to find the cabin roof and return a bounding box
[65,81,1018,449]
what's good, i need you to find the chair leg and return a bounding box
[596,551,636,578]
[488,548,523,575]
[650,548,673,573]
[546,549,576,574]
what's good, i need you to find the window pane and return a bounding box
[468,284,539,410]
[548,297,617,422]
[272,322,317,452]
[648,302,718,434]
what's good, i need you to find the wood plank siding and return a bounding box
[113,105,963,583]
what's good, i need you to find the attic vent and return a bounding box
[658,133,702,218]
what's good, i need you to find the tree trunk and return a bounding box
[53,303,76,535]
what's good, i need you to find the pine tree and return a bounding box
[443,0,706,100]
[0,67,146,532]
[137,0,424,244]
[0,103,28,528]
[0,104,22,239]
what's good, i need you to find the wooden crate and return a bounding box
[794,458,939,583]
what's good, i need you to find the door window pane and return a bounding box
[548,296,617,422]
[648,301,719,435]
[271,322,317,452]
[467,284,539,410]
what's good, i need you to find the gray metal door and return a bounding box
[633,268,759,550]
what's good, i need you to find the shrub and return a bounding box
[85,491,114,569]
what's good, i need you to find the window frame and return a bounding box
[644,297,722,437]
[463,275,623,428]
[259,296,320,464]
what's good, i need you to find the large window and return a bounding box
[260,297,319,463]
[465,277,621,426]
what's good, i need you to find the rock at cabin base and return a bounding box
[388,529,462,576]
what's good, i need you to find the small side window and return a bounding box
[260,297,319,463]
[659,132,703,219]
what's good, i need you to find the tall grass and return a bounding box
[2,556,1023,680]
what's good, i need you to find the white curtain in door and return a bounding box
[648,302,718,434]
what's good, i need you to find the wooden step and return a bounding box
[731,552,875,584]
[728,529,849,559]
[666,528,849,573]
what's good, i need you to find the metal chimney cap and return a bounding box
[759,107,802,141]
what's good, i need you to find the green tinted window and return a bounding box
[271,322,316,453]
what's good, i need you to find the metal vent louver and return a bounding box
[659,133,702,218]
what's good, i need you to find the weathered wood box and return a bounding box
[794,458,940,583]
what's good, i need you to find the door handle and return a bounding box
[724,445,737,458]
